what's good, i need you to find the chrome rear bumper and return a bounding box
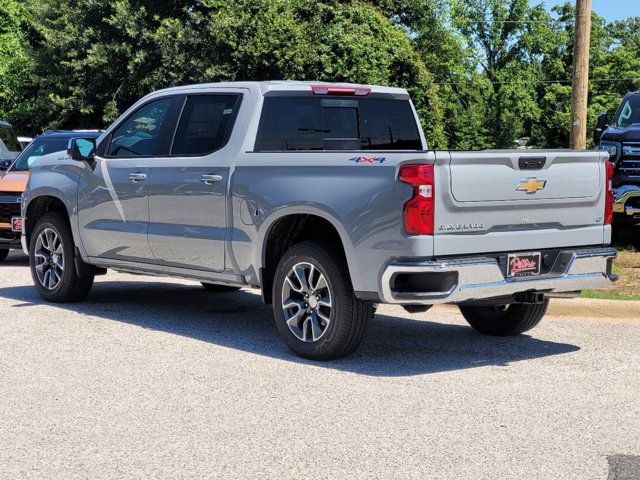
[380,247,617,305]
[613,185,640,217]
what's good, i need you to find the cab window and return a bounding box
[108,98,173,157]
[254,96,422,151]
[171,95,240,156]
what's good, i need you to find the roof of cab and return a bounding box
[38,130,102,139]
[150,81,409,97]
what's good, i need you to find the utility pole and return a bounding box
[570,0,592,149]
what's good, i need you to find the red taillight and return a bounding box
[605,161,614,225]
[311,85,371,96]
[399,164,435,235]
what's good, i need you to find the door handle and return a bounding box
[201,174,223,185]
[129,172,147,182]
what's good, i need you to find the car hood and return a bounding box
[0,170,29,193]
[601,125,640,143]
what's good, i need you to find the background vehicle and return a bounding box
[17,136,33,150]
[22,82,615,359]
[594,91,640,225]
[0,130,100,261]
[0,121,22,171]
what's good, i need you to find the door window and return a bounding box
[108,97,173,157]
[171,95,240,156]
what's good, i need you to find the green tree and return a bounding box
[447,0,556,148]
[1,0,447,146]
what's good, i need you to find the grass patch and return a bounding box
[580,290,640,302]
[580,242,640,301]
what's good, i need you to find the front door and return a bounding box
[147,93,242,272]
[77,96,177,263]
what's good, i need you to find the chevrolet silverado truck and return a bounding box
[0,130,101,261]
[21,81,616,360]
[594,91,640,224]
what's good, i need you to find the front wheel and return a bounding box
[0,249,8,262]
[459,299,549,336]
[272,241,373,360]
[29,212,94,303]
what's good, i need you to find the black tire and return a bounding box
[272,241,374,360]
[0,249,8,262]
[459,299,549,336]
[29,212,94,303]
[201,282,241,292]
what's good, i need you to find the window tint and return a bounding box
[172,95,239,156]
[359,99,422,150]
[254,98,323,151]
[254,97,422,151]
[615,96,640,127]
[12,138,69,171]
[108,98,172,157]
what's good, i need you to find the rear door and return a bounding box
[147,92,243,272]
[434,150,609,256]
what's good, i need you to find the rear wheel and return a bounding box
[201,282,241,292]
[29,213,94,303]
[0,249,8,262]
[272,241,373,360]
[459,299,549,336]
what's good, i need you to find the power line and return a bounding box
[433,77,640,86]
[463,20,575,24]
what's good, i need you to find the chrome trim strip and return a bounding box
[380,247,616,305]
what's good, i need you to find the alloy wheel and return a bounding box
[281,262,332,342]
[34,228,64,290]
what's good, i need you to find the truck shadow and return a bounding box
[0,280,580,377]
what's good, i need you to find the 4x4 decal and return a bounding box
[349,156,386,164]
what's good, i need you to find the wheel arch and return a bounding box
[258,208,358,304]
[24,194,77,250]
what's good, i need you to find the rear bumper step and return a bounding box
[380,247,617,305]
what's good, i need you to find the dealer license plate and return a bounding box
[507,252,541,278]
[11,217,23,233]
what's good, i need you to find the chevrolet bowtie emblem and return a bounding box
[516,177,547,194]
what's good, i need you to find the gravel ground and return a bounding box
[0,251,639,480]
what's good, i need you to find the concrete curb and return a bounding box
[433,298,639,320]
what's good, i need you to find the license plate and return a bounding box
[11,217,23,233]
[507,252,541,278]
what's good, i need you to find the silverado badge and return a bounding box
[516,177,547,195]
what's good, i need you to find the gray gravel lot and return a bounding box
[0,251,639,479]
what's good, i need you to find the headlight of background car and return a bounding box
[598,140,622,164]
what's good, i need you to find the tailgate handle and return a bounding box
[519,156,546,170]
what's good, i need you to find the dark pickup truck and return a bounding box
[595,91,640,224]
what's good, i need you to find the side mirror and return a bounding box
[593,112,608,145]
[67,137,96,161]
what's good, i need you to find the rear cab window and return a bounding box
[254,96,422,151]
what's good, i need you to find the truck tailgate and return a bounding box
[434,150,611,256]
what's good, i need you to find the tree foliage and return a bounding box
[1,0,639,149]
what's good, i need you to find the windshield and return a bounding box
[613,95,640,127]
[10,138,69,171]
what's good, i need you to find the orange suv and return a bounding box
[0,130,101,261]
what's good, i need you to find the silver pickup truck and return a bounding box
[21,81,616,359]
